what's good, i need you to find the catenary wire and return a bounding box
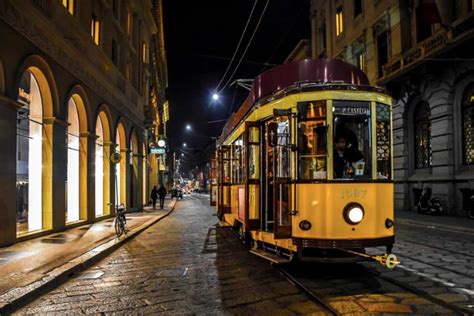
[219,0,270,92]
[214,0,258,92]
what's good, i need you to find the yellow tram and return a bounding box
[213,59,398,268]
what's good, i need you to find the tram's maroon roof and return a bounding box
[217,58,370,145]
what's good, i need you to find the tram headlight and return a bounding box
[343,203,364,225]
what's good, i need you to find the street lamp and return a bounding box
[183,142,187,147]
[212,93,219,101]
[185,124,192,131]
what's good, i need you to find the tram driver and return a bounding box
[333,134,364,178]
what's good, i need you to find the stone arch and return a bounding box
[65,87,90,223]
[15,59,58,234]
[66,85,90,133]
[15,55,59,118]
[94,105,113,217]
[452,71,474,170]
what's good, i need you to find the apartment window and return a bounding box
[127,7,133,38]
[142,42,147,63]
[354,0,362,17]
[112,0,120,19]
[317,23,327,57]
[336,6,344,36]
[414,102,432,169]
[376,31,390,78]
[91,15,100,45]
[462,84,474,165]
[469,0,474,12]
[62,0,74,15]
[111,39,119,66]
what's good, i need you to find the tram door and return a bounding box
[273,110,293,238]
[262,110,293,238]
[244,122,260,230]
[217,146,232,215]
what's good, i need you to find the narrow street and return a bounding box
[16,195,474,315]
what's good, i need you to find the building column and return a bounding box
[0,96,20,246]
[103,141,113,216]
[43,117,67,232]
[120,148,129,210]
[81,132,96,222]
[136,152,144,210]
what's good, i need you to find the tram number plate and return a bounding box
[339,189,367,199]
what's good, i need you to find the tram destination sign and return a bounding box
[334,106,370,116]
[333,101,370,116]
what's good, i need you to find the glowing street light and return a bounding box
[212,93,219,101]
[185,124,192,131]
[181,153,185,157]
[183,142,187,147]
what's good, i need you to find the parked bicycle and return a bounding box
[114,203,127,237]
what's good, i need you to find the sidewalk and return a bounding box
[396,209,474,233]
[0,198,177,313]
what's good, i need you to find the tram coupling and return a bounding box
[339,249,400,269]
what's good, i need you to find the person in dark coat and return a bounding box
[151,186,158,210]
[334,135,363,178]
[158,184,167,209]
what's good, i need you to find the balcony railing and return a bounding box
[380,13,474,83]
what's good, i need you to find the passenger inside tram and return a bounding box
[333,134,364,179]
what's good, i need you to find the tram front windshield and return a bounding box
[333,101,371,179]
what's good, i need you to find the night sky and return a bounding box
[163,0,310,171]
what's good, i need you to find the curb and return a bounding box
[0,200,178,314]
[396,218,474,234]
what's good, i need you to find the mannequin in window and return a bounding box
[334,135,363,178]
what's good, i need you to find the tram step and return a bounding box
[218,221,232,228]
[249,249,290,265]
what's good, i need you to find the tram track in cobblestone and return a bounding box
[276,262,473,315]
[362,265,473,315]
[277,266,340,315]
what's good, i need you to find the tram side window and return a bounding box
[222,146,231,183]
[276,116,291,178]
[376,103,391,179]
[249,127,260,179]
[232,136,244,183]
[333,101,371,179]
[297,101,327,180]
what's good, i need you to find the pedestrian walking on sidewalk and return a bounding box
[151,186,159,210]
[158,184,167,209]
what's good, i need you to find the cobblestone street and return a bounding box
[16,194,474,315]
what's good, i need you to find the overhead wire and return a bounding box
[219,0,270,92]
[214,0,258,92]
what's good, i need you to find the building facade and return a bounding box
[0,0,168,247]
[310,0,474,216]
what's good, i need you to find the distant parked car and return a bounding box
[171,188,183,199]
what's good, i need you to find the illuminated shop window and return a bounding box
[142,42,147,63]
[66,98,80,222]
[95,117,104,216]
[16,71,43,234]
